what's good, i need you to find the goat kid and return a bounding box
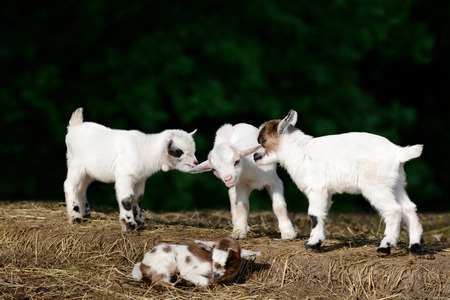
[64,108,198,231]
[131,237,260,288]
[254,109,424,255]
[189,123,297,240]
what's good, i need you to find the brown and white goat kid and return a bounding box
[254,109,424,255]
[131,237,260,288]
[64,108,198,231]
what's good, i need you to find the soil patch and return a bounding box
[0,202,448,299]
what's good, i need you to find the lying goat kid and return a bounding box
[254,110,424,255]
[64,108,198,231]
[131,237,260,288]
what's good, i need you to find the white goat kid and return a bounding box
[254,110,424,255]
[189,123,297,240]
[131,237,260,288]
[64,108,198,231]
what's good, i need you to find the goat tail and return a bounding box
[131,262,143,280]
[398,144,423,163]
[68,107,84,127]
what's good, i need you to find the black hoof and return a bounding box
[305,242,321,252]
[73,218,82,224]
[408,243,422,255]
[377,247,391,255]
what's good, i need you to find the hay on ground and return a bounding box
[0,201,448,299]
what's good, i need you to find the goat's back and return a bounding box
[215,123,259,150]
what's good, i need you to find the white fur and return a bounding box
[255,110,423,252]
[190,123,297,240]
[132,244,212,286]
[64,108,198,231]
[132,238,260,287]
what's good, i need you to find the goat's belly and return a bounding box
[84,166,116,183]
[88,173,116,184]
[331,184,361,195]
[328,176,361,195]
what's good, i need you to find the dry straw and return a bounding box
[0,201,448,299]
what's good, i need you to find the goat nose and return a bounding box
[193,160,198,165]
[224,175,232,182]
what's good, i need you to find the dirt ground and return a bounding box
[0,201,448,299]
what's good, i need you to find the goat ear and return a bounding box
[189,129,197,136]
[188,160,212,174]
[162,140,174,172]
[240,249,261,259]
[277,109,298,135]
[166,140,173,152]
[239,145,262,157]
[194,240,215,250]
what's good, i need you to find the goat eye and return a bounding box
[169,148,184,158]
[261,139,267,146]
[234,159,240,166]
[176,149,184,157]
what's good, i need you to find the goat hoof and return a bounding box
[305,242,321,252]
[120,219,138,232]
[129,223,136,231]
[230,232,246,240]
[73,218,82,224]
[377,247,391,256]
[408,243,422,255]
[281,231,298,240]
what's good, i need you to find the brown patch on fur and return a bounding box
[163,245,172,253]
[188,246,212,262]
[119,218,128,227]
[185,256,192,264]
[150,272,168,284]
[140,263,155,285]
[216,249,242,284]
[210,238,243,284]
[150,273,172,291]
[150,248,157,253]
[214,237,241,253]
[258,120,281,154]
[140,264,173,290]
[140,263,152,276]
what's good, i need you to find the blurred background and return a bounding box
[1,0,449,213]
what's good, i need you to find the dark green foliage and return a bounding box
[1,0,448,211]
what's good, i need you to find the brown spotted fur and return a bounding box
[257,120,281,154]
[188,246,212,262]
[211,238,243,284]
